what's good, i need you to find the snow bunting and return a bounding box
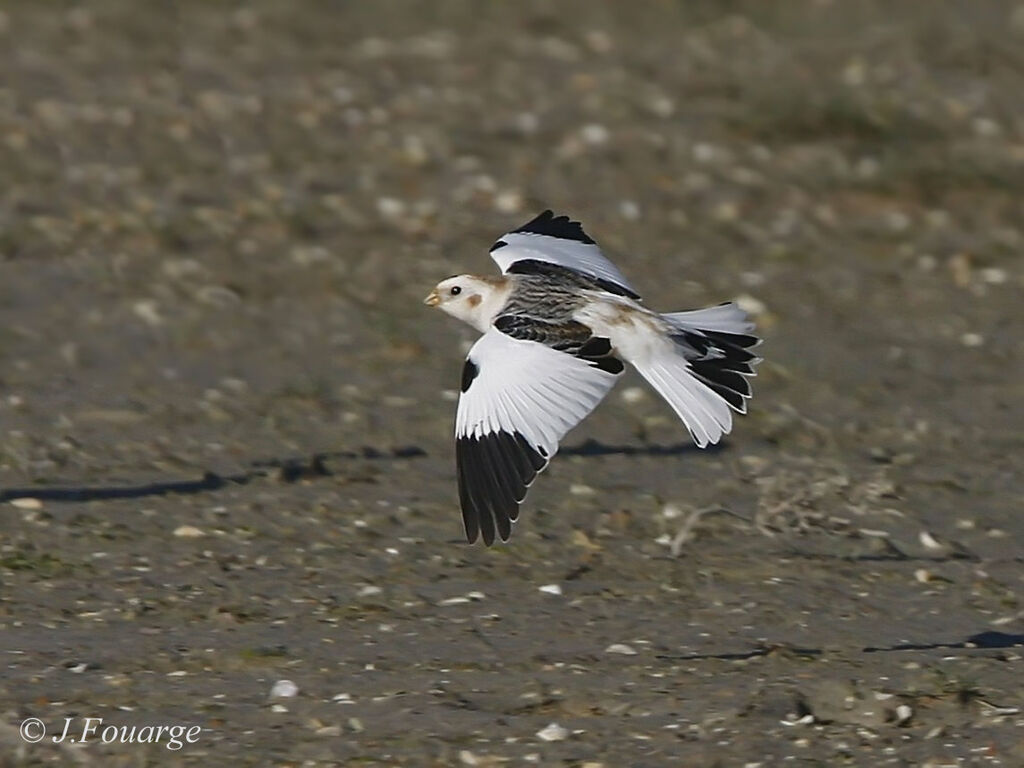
[426,210,761,545]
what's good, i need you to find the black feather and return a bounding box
[513,209,595,244]
[456,432,546,545]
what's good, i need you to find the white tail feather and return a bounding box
[662,303,754,335]
[633,353,733,448]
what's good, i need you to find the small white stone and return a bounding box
[270,704,288,713]
[619,200,641,220]
[972,117,1001,137]
[734,294,766,315]
[357,585,382,597]
[918,531,943,550]
[648,95,675,118]
[580,124,609,146]
[885,210,911,232]
[132,299,163,327]
[173,525,205,538]
[376,197,406,219]
[980,267,1007,284]
[621,386,646,404]
[914,568,932,583]
[961,332,984,347]
[9,497,42,510]
[569,483,595,496]
[538,584,562,596]
[693,143,718,164]
[439,596,471,606]
[536,722,569,742]
[515,112,539,134]
[270,679,299,698]
[605,643,637,655]
[856,156,880,178]
[895,704,913,724]
[740,271,766,287]
[662,504,683,520]
[494,190,523,214]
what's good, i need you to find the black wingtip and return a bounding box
[457,431,546,546]
[513,210,596,245]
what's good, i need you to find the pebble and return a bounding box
[895,704,913,724]
[619,200,641,220]
[536,722,569,742]
[376,197,406,219]
[580,124,610,146]
[132,299,163,327]
[569,483,595,496]
[961,332,984,347]
[734,294,766,315]
[270,679,299,698]
[621,386,646,404]
[605,643,638,655]
[494,190,522,214]
[538,584,562,596]
[980,267,1007,284]
[173,525,205,538]
[662,504,683,519]
[918,531,944,550]
[9,497,42,510]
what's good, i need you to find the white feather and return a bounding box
[456,328,620,458]
[490,231,640,298]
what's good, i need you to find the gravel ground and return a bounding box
[1,2,1022,766]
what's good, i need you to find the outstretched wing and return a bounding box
[488,210,641,300]
[455,327,621,545]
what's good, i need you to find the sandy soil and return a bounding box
[0,2,1022,765]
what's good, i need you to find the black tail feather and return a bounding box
[671,329,761,413]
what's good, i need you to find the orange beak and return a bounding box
[424,290,441,307]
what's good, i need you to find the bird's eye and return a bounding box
[450,286,462,296]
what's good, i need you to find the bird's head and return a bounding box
[424,274,508,332]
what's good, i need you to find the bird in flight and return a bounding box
[425,210,761,545]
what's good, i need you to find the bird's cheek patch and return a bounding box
[468,295,482,308]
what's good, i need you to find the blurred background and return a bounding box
[0,2,1021,765]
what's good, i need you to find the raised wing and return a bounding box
[455,328,621,545]
[488,210,641,299]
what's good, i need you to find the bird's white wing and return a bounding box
[455,327,621,545]
[489,210,641,299]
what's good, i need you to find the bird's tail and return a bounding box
[630,303,761,448]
